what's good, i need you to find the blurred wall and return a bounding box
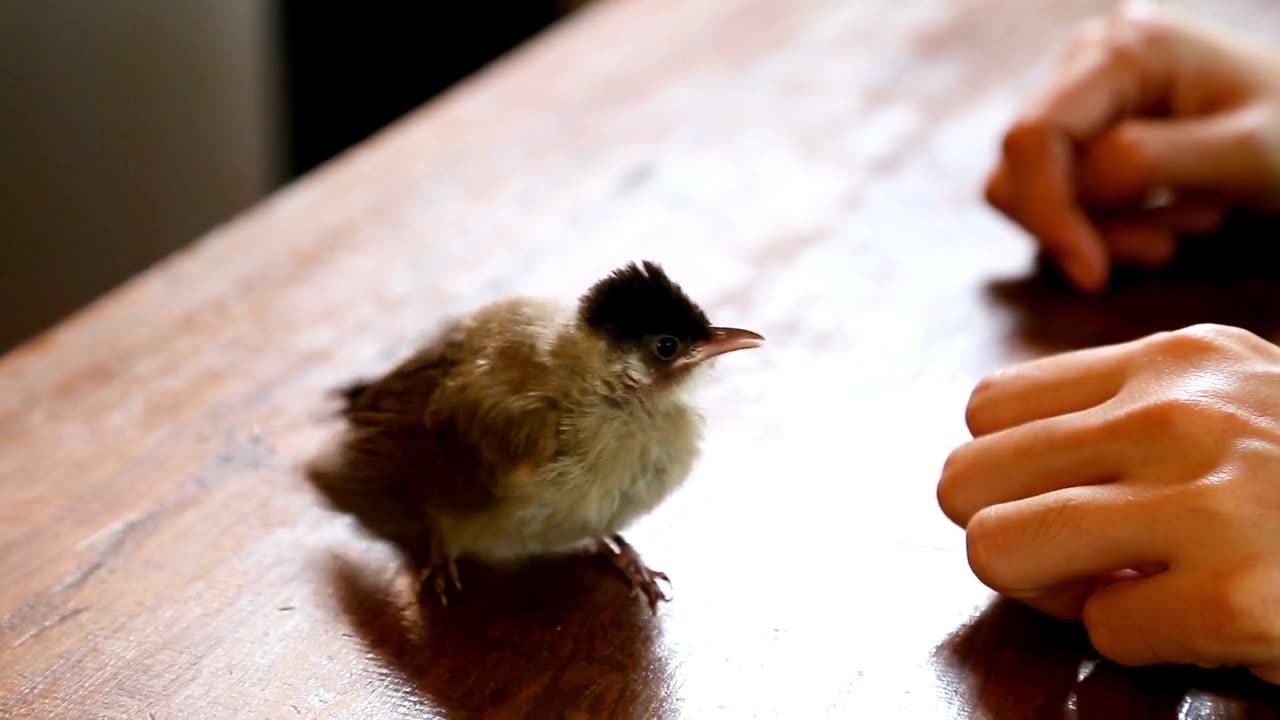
[0,0,282,352]
[0,1,578,354]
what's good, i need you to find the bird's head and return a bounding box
[577,261,763,392]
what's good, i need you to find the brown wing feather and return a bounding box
[308,327,461,563]
[333,300,564,516]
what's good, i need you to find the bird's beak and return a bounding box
[678,327,765,367]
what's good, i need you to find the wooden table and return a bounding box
[6,0,1280,717]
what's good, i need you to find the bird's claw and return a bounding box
[631,568,672,611]
[417,559,461,606]
[596,534,672,612]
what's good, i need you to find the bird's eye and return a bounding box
[652,335,680,361]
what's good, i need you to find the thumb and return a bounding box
[1077,109,1272,208]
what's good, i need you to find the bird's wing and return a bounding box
[338,332,455,421]
[340,306,565,515]
[421,361,563,514]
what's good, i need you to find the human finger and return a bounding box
[991,7,1181,291]
[1078,112,1274,209]
[941,411,1129,527]
[1083,568,1280,669]
[965,485,1172,595]
[965,343,1132,437]
[1002,123,1110,292]
[1095,199,1227,266]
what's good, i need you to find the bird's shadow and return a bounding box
[305,435,675,719]
[987,213,1280,353]
[933,597,1280,719]
[327,554,673,719]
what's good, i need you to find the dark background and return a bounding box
[277,2,568,178]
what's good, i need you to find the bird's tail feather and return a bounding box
[332,379,373,416]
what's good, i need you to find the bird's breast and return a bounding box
[504,396,703,553]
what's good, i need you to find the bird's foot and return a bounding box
[416,558,461,607]
[594,534,671,612]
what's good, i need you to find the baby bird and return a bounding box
[323,261,763,609]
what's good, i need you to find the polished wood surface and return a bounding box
[5,0,1280,717]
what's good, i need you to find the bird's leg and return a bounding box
[416,536,461,607]
[594,533,671,611]
[416,558,460,607]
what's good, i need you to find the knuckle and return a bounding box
[1112,395,1192,435]
[1202,401,1253,439]
[1182,476,1244,534]
[1213,323,1270,356]
[1145,324,1236,359]
[1215,327,1278,367]
[1001,119,1052,161]
[1095,123,1158,189]
[1153,326,1219,356]
[1111,395,1243,456]
[1188,322,1255,347]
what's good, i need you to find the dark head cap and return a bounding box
[578,261,712,353]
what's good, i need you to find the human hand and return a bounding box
[986,4,1280,293]
[938,324,1280,683]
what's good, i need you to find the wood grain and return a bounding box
[5,0,1280,717]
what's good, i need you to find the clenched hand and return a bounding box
[986,4,1280,293]
[940,324,1280,683]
